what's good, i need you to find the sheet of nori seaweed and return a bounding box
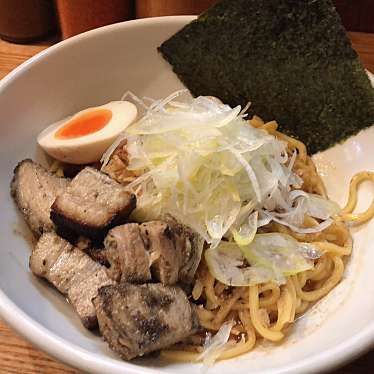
[159,0,374,154]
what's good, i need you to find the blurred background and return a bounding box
[0,0,372,43]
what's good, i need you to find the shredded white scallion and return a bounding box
[101,92,340,284]
[197,320,235,367]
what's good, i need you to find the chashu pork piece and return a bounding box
[163,217,204,285]
[74,236,110,267]
[51,167,136,241]
[30,231,114,329]
[104,220,203,285]
[10,159,69,237]
[93,283,199,360]
[104,224,151,283]
[84,246,110,267]
[139,221,181,285]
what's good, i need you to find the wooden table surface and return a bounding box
[1,32,374,373]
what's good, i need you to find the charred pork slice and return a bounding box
[93,283,199,360]
[30,232,114,328]
[141,220,203,285]
[104,220,203,285]
[51,167,136,241]
[10,159,69,237]
[165,218,204,285]
[139,221,181,285]
[104,224,151,283]
[75,236,110,267]
[140,220,203,284]
[84,246,110,267]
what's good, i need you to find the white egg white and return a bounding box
[37,101,137,164]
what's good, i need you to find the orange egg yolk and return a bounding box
[55,108,112,139]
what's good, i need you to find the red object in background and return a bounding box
[50,0,374,41]
[135,1,373,32]
[334,0,360,31]
[56,0,133,39]
[334,0,374,33]
[136,1,374,32]
[0,0,57,43]
[136,0,217,18]
[2,0,371,44]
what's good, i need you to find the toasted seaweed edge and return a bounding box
[159,0,374,154]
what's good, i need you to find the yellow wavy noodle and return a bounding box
[259,283,281,308]
[340,171,374,224]
[162,119,374,363]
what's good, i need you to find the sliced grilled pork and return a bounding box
[104,224,151,283]
[104,220,203,285]
[139,221,181,285]
[51,167,136,241]
[84,246,110,267]
[30,232,114,328]
[93,283,199,360]
[74,236,110,267]
[165,218,204,285]
[10,159,69,237]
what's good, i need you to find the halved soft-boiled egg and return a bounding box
[37,101,137,164]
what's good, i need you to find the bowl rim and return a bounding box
[1,15,374,374]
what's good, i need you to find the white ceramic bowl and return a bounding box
[0,16,374,374]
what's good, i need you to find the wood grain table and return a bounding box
[1,32,374,373]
